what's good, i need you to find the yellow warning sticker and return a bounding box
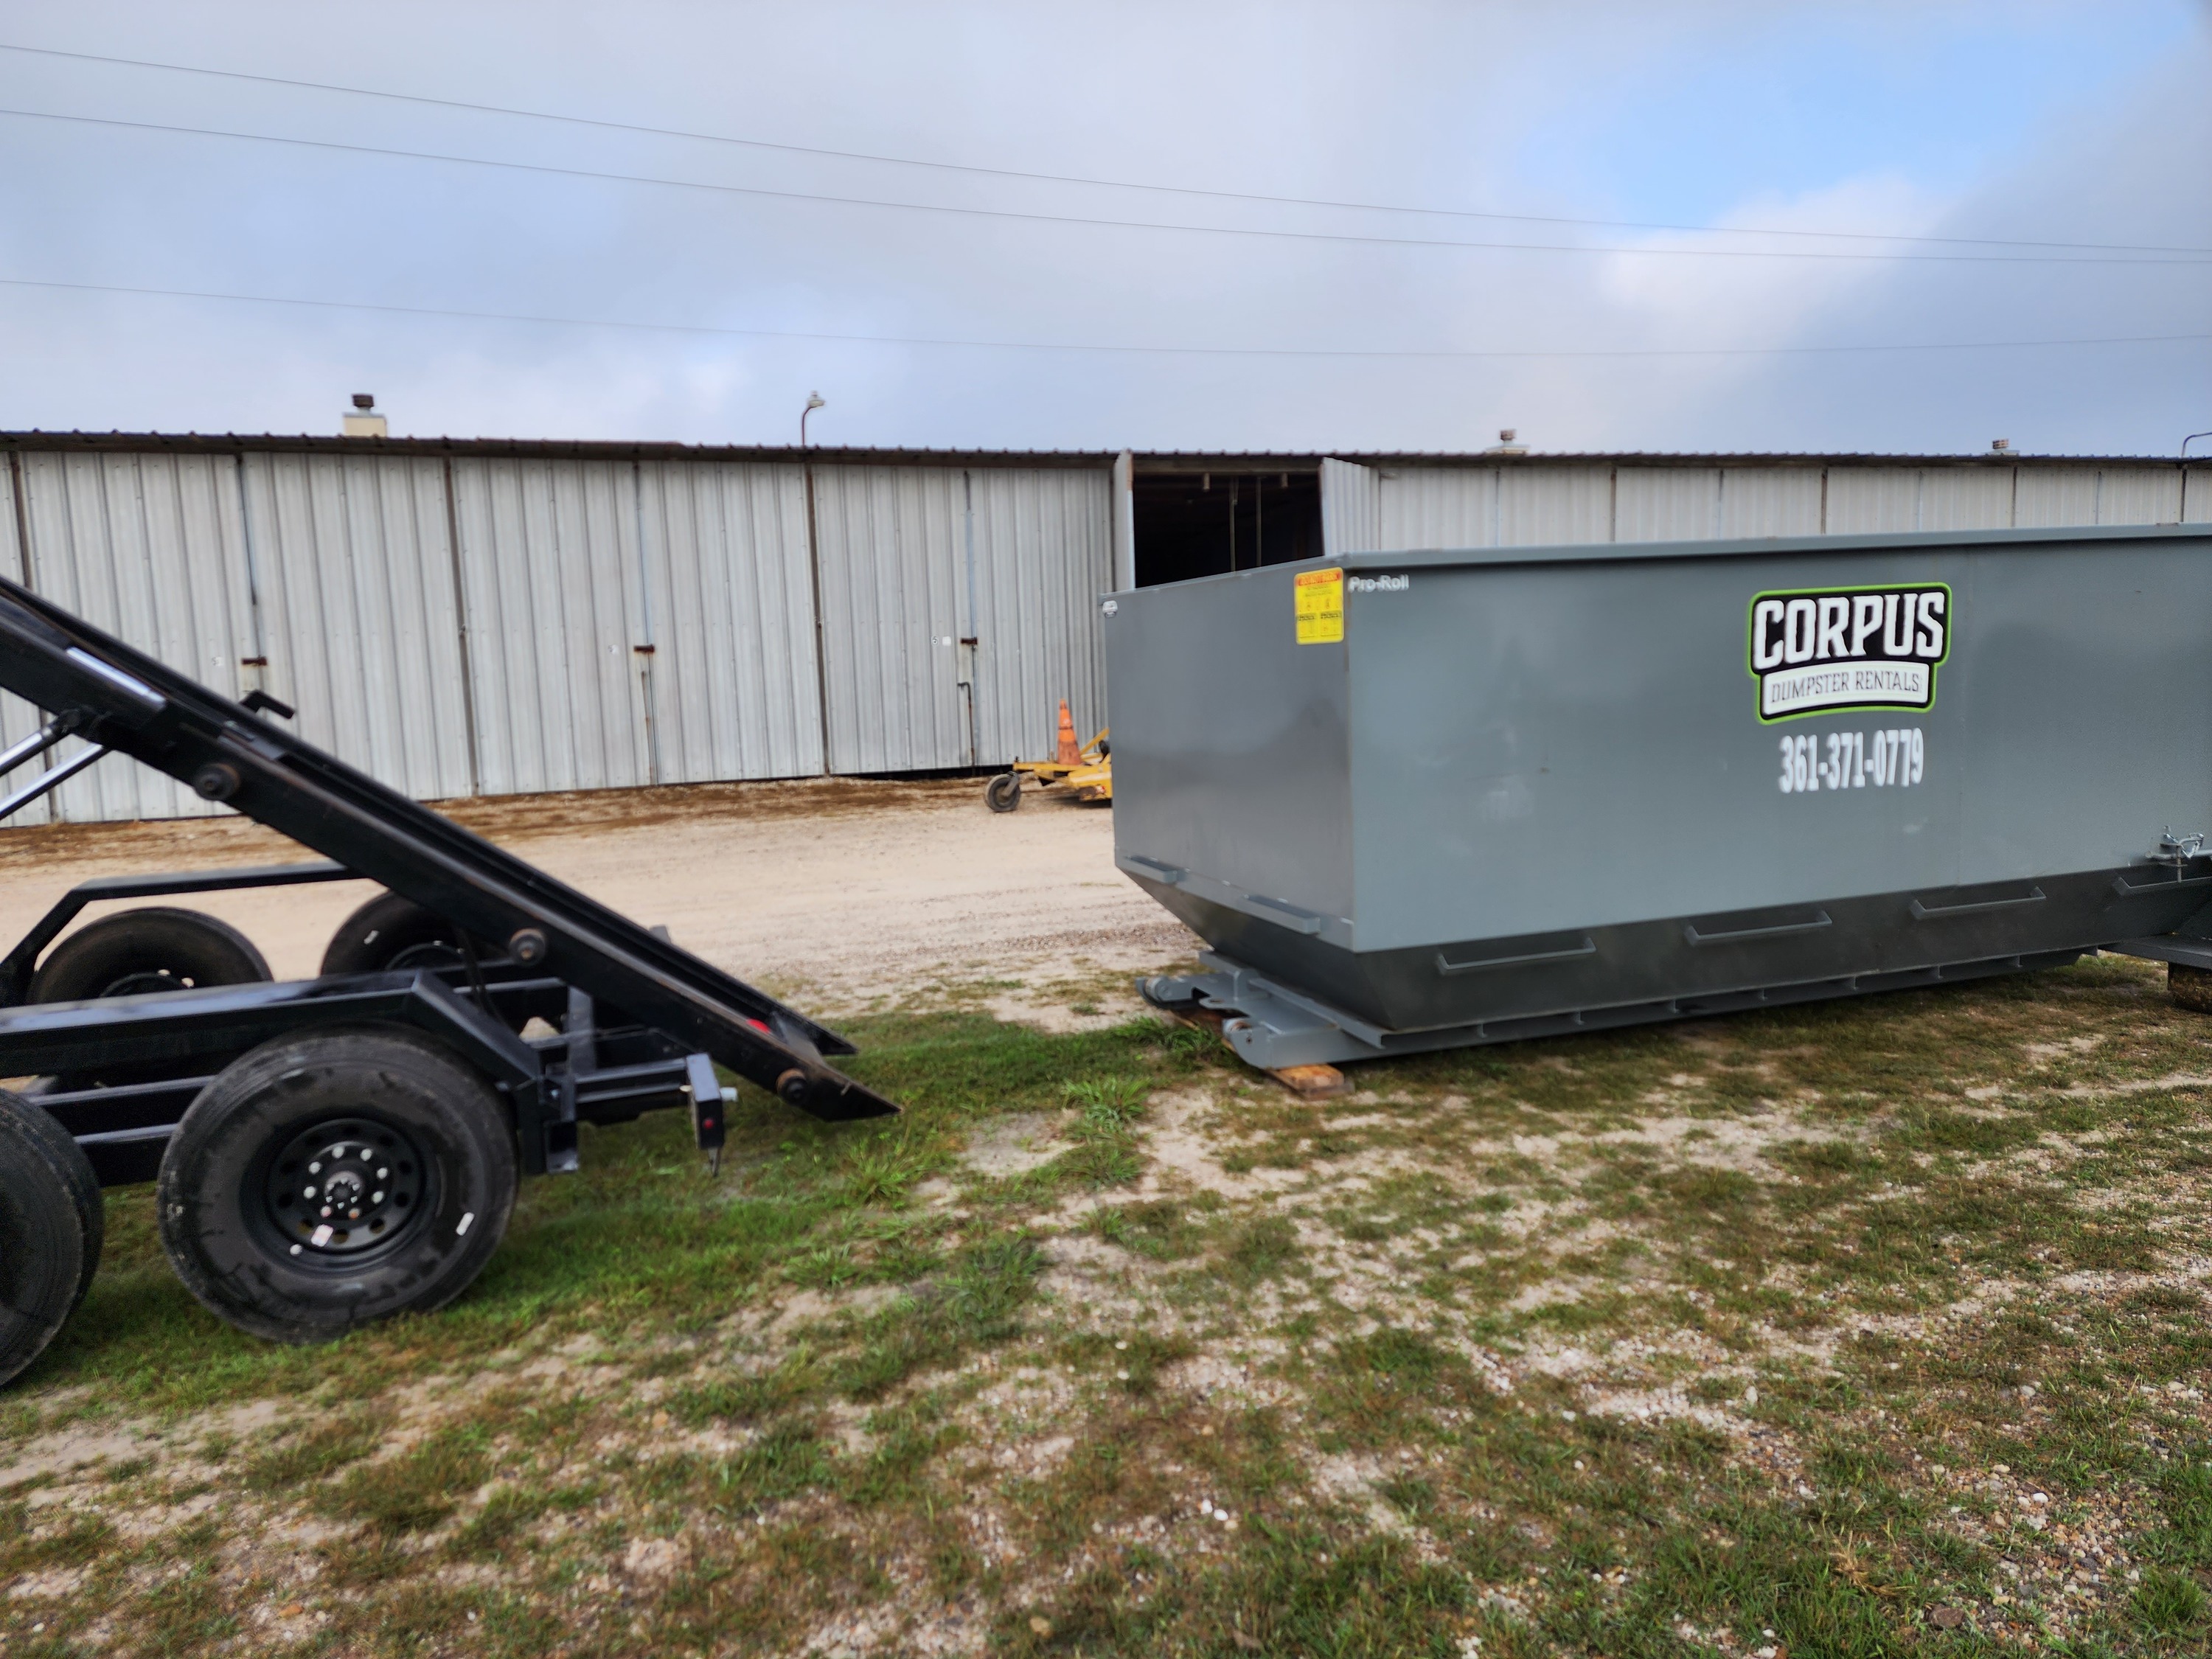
[1294,567,1343,644]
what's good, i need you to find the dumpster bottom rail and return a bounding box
[1141,946,2090,1071]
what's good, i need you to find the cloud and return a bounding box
[0,0,2201,452]
[1681,32,2212,454]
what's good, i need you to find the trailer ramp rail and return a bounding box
[0,574,895,1123]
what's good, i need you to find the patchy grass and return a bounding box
[7,958,2212,1655]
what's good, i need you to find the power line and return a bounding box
[3,39,2202,258]
[5,275,2205,361]
[6,108,2202,268]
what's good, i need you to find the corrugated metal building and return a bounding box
[2,431,2203,824]
[1314,453,2208,553]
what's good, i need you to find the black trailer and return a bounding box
[0,575,896,1386]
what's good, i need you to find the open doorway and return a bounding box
[1132,463,1322,586]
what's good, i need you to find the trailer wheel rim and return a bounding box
[95,967,197,997]
[255,1116,435,1265]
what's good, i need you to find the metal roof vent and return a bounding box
[1992,438,2012,452]
[343,394,387,439]
[1485,427,1527,456]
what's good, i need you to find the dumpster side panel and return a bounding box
[1346,547,1973,952]
[1950,540,2212,875]
[1349,533,2212,954]
[1105,568,1354,952]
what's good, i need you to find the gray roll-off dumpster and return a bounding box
[1109,523,2212,1072]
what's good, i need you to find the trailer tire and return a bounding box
[0,1092,95,1388]
[319,893,498,978]
[1,1090,102,1316]
[985,773,1021,813]
[29,908,271,1004]
[157,1026,517,1344]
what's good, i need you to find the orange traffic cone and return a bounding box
[1054,700,1081,766]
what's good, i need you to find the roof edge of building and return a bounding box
[0,431,2199,468]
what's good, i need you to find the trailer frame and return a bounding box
[0,572,897,1380]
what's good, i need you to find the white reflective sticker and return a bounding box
[310,1225,333,1246]
[457,1211,476,1237]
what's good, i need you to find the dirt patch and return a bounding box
[1141,1089,1307,1200]
[0,1398,281,1491]
[960,1112,1074,1179]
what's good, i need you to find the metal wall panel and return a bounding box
[1320,458,1381,555]
[1380,466,1498,549]
[1829,467,2013,534]
[1826,468,1924,534]
[452,458,651,796]
[966,466,1114,763]
[636,459,823,783]
[1718,469,1823,538]
[1616,468,1722,540]
[1498,467,1612,546]
[2188,467,2212,525]
[241,453,476,802]
[811,465,967,773]
[1341,462,2172,554]
[1919,469,2014,531]
[2015,470,2098,529]
[15,452,254,822]
[2096,468,2184,525]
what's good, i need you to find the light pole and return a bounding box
[801,392,826,448]
[2184,430,2212,458]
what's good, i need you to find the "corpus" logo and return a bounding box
[1746,583,1950,722]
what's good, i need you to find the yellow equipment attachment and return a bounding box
[984,728,1109,811]
[1063,752,1112,802]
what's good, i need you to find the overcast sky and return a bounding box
[0,1,2204,455]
